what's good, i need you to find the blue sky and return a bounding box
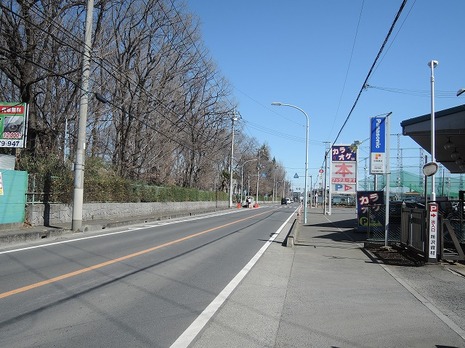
[187,0,465,191]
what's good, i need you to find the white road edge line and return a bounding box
[170,212,295,348]
[0,208,254,255]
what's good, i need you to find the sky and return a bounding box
[186,0,465,192]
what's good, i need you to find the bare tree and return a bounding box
[0,0,287,198]
[0,0,108,158]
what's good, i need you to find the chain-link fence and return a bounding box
[364,202,425,242]
[26,172,228,204]
[436,200,465,243]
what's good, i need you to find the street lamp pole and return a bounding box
[229,113,238,208]
[241,158,257,203]
[272,102,309,224]
[72,0,94,231]
[428,60,438,202]
[256,150,262,206]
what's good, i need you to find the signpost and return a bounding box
[357,191,385,234]
[369,114,391,246]
[330,145,357,194]
[428,203,438,262]
[370,116,386,175]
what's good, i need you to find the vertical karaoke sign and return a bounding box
[330,145,357,194]
[369,116,386,174]
[0,102,28,148]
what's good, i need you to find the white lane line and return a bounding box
[170,212,295,348]
[0,228,143,255]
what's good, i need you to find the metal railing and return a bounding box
[366,200,464,261]
[400,208,427,260]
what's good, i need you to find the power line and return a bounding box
[328,0,365,137]
[323,0,408,166]
[331,0,407,147]
[365,84,458,98]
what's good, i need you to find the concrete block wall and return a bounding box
[26,201,229,227]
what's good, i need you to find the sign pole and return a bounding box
[384,115,391,246]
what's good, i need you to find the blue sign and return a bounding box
[370,117,386,153]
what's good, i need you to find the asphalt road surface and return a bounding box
[0,205,296,347]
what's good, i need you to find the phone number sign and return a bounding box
[0,102,28,148]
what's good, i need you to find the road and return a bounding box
[0,205,296,347]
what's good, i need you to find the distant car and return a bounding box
[286,198,292,204]
[281,198,288,205]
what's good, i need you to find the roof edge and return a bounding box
[400,103,465,128]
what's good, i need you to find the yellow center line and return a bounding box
[0,210,271,300]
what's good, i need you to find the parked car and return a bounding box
[281,198,287,205]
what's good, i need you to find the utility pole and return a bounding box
[323,141,330,215]
[72,0,94,231]
[256,150,262,205]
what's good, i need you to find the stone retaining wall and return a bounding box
[25,201,229,226]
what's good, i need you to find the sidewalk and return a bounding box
[190,207,465,348]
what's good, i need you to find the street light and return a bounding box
[229,113,238,208]
[428,60,439,202]
[256,149,264,206]
[458,88,465,97]
[271,102,309,224]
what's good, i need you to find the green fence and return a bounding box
[0,170,28,224]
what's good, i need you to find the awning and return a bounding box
[401,104,465,173]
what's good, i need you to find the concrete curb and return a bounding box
[284,218,299,247]
[0,228,68,244]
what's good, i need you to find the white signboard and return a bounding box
[428,203,438,261]
[331,162,356,193]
